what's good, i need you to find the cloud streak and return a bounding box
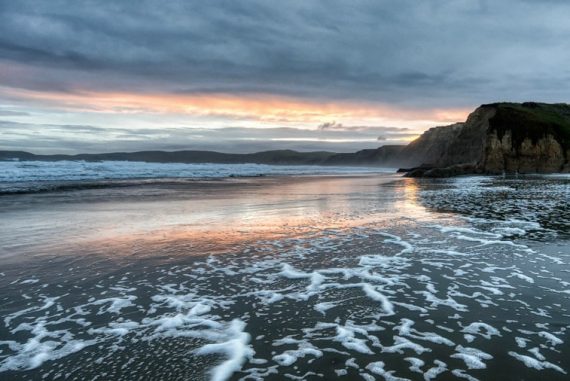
[0,120,418,154]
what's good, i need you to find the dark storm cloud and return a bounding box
[0,0,569,107]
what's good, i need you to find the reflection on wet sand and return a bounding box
[1,174,418,262]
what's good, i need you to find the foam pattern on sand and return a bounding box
[1,219,569,380]
[419,176,570,240]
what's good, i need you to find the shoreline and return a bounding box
[0,170,403,196]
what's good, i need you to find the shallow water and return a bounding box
[0,173,569,380]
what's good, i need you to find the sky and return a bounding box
[0,0,569,154]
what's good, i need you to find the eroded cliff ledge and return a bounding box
[403,102,570,177]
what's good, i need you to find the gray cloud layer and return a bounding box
[1,0,569,107]
[0,120,415,154]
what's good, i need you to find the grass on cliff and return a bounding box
[483,102,570,149]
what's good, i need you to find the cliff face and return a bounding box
[324,145,405,166]
[439,107,496,167]
[484,130,566,173]
[398,123,465,167]
[482,103,570,173]
[405,102,570,176]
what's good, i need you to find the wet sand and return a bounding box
[0,173,569,380]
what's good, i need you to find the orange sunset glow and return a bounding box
[1,85,470,128]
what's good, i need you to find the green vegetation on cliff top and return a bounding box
[482,102,570,148]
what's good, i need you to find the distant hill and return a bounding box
[0,149,340,166]
[0,147,413,167]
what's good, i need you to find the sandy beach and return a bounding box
[1,172,569,380]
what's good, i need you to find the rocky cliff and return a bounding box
[404,102,570,176]
[397,123,465,167]
[323,145,405,166]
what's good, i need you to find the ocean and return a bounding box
[0,161,569,381]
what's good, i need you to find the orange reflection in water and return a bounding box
[1,175,436,262]
[389,177,439,222]
[82,177,388,252]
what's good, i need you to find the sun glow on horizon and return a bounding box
[0,82,469,153]
[1,86,471,131]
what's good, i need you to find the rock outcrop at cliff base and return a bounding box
[402,102,570,177]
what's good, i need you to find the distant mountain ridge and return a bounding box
[0,147,409,167]
[0,149,338,166]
